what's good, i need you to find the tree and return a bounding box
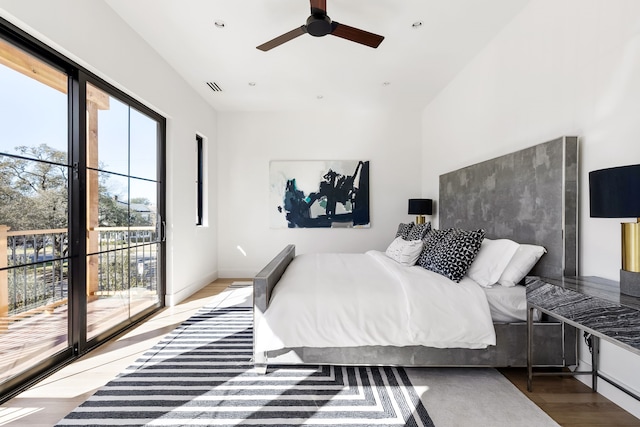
[0,144,69,311]
[0,144,68,233]
[98,192,129,227]
[0,144,68,263]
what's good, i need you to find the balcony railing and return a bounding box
[0,227,68,319]
[0,225,158,323]
[92,226,158,297]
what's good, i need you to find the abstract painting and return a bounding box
[270,160,370,228]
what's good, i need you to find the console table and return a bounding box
[526,276,640,399]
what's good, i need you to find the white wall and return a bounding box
[421,0,640,417]
[217,110,423,277]
[0,0,219,305]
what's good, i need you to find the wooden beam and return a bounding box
[0,37,66,93]
[86,103,100,299]
[0,37,110,110]
[87,83,110,110]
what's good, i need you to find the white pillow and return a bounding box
[385,237,424,266]
[465,238,519,287]
[498,244,547,287]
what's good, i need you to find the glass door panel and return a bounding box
[128,110,160,318]
[85,83,162,340]
[129,178,159,316]
[130,108,158,181]
[0,38,70,385]
[95,95,129,176]
[86,170,130,339]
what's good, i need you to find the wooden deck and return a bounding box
[0,292,157,384]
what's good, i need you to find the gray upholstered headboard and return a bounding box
[439,136,578,279]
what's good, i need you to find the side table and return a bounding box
[526,276,640,400]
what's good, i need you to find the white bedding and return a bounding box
[255,250,496,353]
[484,284,541,323]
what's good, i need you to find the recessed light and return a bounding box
[383,81,391,86]
[214,21,226,29]
[412,21,423,29]
[248,82,256,87]
[317,95,324,100]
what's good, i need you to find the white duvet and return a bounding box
[255,250,496,353]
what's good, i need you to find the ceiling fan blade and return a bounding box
[256,26,307,51]
[310,0,327,15]
[330,22,384,48]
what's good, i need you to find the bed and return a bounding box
[253,136,579,372]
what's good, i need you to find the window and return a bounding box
[196,135,205,226]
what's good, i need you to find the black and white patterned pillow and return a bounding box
[417,228,451,268]
[406,222,431,241]
[395,222,415,240]
[420,228,486,282]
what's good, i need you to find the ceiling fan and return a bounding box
[256,0,384,51]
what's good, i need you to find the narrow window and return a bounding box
[196,135,204,226]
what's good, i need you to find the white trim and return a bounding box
[164,271,218,306]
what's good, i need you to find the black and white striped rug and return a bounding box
[56,301,434,426]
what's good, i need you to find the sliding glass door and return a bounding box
[0,26,165,399]
[85,82,162,340]
[0,36,71,387]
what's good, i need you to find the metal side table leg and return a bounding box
[592,335,599,392]
[527,305,534,392]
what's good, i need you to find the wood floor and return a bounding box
[0,292,158,384]
[500,368,640,426]
[1,278,638,426]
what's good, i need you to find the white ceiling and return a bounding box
[105,0,530,112]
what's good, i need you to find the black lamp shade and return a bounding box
[589,164,640,218]
[408,199,433,215]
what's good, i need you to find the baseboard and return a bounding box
[165,271,218,306]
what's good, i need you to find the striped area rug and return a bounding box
[56,301,434,426]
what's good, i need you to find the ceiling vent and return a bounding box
[206,81,222,92]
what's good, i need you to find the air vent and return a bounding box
[206,81,222,92]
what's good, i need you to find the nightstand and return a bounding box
[526,276,640,400]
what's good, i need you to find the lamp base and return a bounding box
[620,269,640,297]
[415,215,426,224]
[622,220,640,272]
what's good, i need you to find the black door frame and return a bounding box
[0,17,166,403]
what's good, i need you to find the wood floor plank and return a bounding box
[499,368,640,426]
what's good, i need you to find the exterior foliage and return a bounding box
[1,144,157,314]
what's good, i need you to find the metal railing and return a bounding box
[2,227,68,316]
[93,226,158,297]
[1,225,158,319]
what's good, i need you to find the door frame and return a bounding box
[0,17,166,402]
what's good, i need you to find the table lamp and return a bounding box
[589,164,640,296]
[408,199,433,225]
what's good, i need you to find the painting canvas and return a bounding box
[270,160,370,228]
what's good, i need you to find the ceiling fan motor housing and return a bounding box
[256,0,384,51]
[306,14,332,37]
